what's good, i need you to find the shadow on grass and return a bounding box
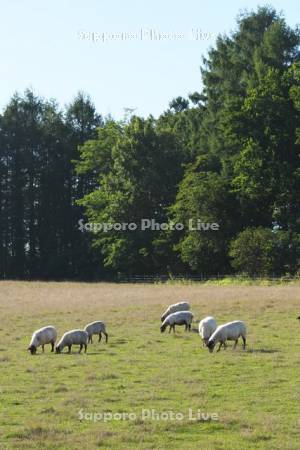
[247,348,279,354]
[114,339,127,344]
[54,351,104,356]
[84,351,107,355]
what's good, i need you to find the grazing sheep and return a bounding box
[55,330,88,354]
[84,321,108,343]
[161,301,190,322]
[160,311,194,333]
[207,321,246,353]
[28,326,57,355]
[198,316,217,346]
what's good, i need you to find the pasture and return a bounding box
[0,281,300,449]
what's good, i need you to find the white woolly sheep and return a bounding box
[55,329,88,354]
[198,316,217,346]
[161,301,190,322]
[207,320,246,353]
[84,321,108,343]
[160,311,194,333]
[28,326,57,355]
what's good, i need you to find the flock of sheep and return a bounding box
[27,300,246,355]
[27,321,108,355]
[160,301,247,353]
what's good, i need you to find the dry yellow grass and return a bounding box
[1,280,299,315]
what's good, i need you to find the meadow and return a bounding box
[0,281,300,449]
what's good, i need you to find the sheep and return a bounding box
[84,321,108,343]
[198,316,217,346]
[160,311,194,333]
[55,330,88,354]
[28,326,57,355]
[207,321,246,353]
[161,301,190,322]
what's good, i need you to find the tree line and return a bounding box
[1,6,299,280]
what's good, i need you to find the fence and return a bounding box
[113,274,299,284]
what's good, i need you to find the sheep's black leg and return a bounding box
[79,344,83,354]
[42,345,45,353]
[90,336,93,344]
[51,342,54,352]
[99,333,102,342]
[216,342,223,352]
[173,324,176,333]
[188,323,191,331]
[68,345,72,353]
[233,339,238,349]
[84,344,87,353]
[104,332,108,343]
[168,325,171,333]
[242,336,246,350]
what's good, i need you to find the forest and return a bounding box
[0,6,299,280]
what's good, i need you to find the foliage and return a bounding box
[229,228,300,276]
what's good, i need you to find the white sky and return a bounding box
[0,0,298,119]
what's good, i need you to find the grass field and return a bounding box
[0,281,300,449]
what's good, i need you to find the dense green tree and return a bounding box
[0,90,103,280]
[77,116,184,274]
[229,228,300,276]
[170,157,240,274]
[0,91,45,277]
[199,6,299,160]
[167,6,300,275]
[63,93,104,279]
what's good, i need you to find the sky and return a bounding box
[0,0,299,120]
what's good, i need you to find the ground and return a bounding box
[0,281,300,449]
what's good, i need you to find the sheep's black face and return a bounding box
[297,316,300,320]
[160,325,166,333]
[207,341,215,353]
[28,345,36,355]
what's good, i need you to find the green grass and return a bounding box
[0,282,300,449]
[163,276,300,286]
